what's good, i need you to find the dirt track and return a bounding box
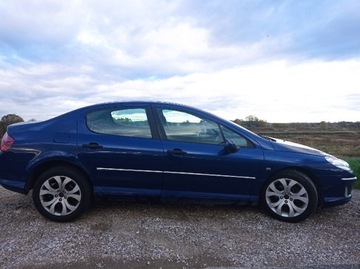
[0,186,359,269]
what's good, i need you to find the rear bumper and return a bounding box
[0,178,28,194]
[0,151,33,194]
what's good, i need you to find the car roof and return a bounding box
[82,101,196,110]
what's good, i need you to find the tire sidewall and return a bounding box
[33,167,91,222]
[262,170,318,222]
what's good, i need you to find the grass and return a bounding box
[250,130,360,189]
[344,157,360,189]
[257,132,360,189]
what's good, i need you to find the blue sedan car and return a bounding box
[0,102,357,222]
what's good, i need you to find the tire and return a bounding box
[262,170,318,222]
[33,167,91,222]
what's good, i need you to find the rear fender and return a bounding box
[26,151,92,191]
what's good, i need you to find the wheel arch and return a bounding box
[263,166,324,207]
[26,160,93,194]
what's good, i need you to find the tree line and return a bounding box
[0,114,24,137]
[1,113,359,139]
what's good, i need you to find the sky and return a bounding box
[0,0,360,123]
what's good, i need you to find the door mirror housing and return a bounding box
[224,139,238,154]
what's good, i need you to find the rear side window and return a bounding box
[86,108,152,138]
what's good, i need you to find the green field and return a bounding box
[344,157,360,189]
[244,123,360,189]
[258,132,360,189]
[271,133,360,189]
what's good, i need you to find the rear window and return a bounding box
[86,108,152,138]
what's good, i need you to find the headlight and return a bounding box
[325,155,352,171]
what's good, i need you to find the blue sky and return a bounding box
[0,0,359,122]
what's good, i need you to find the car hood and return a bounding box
[270,138,326,156]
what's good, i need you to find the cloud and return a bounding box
[2,58,359,122]
[2,0,359,67]
[0,0,359,122]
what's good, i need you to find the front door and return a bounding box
[156,108,264,201]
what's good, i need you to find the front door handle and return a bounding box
[167,148,187,156]
[82,142,103,149]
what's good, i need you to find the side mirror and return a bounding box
[224,139,238,154]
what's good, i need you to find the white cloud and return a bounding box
[0,0,359,123]
[1,57,360,122]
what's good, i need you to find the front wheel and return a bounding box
[262,170,318,222]
[33,167,91,222]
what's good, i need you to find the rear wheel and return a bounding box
[33,167,91,222]
[262,170,318,222]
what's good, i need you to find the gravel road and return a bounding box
[0,186,359,269]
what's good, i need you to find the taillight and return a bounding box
[1,132,15,152]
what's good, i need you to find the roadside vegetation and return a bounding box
[0,114,24,136]
[344,157,360,189]
[236,116,360,189]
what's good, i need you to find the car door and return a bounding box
[155,107,265,201]
[77,105,165,196]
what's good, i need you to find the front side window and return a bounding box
[220,126,254,148]
[159,109,223,144]
[86,108,152,138]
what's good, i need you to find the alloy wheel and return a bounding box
[39,175,82,216]
[265,178,309,218]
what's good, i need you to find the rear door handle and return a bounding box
[82,142,103,149]
[167,148,187,156]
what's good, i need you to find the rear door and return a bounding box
[77,105,165,196]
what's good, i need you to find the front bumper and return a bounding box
[323,176,357,207]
